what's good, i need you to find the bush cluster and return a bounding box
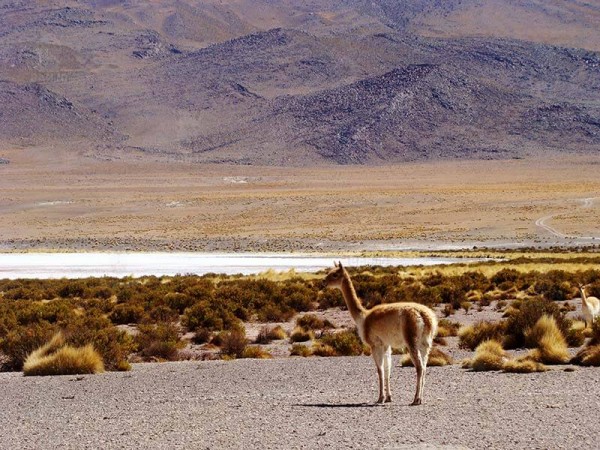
[2,264,599,371]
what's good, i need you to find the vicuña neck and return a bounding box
[340,271,367,321]
[582,289,588,305]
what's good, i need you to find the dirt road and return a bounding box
[1,357,595,449]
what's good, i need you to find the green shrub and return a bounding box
[63,314,134,371]
[110,303,146,325]
[192,327,212,345]
[219,326,248,359]
[0,321,57,371]
[319,329,364,356]
[183,301,240,332]
[135,322,183,361]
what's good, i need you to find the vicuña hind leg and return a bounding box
[409,347,424,406]
[372,347,386,404]
[384,346,392,402]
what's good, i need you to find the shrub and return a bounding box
[63,315,134,371]
[290,344,312,357]
[504,298,570,349]
[219,327,248,359]
[318,289,344,309]
[23,333,104,376]
[319,329,363,356]
[296,314,327,330]
[240,346,272,359]
[0,321,57,371]
[192,327,212,345]
[468,340,506,372]
[290,327,314,343]
[256,303,294,322]
[524,315,569,364]
[311,342,337,357]
[255,325,287,344]
[442,304,455,317]
[183,301,240,332]
[461,301,472,314]
[589,317,600,346]
[458,321,506,350]
[110,303,146,325]
[135,322,183,361]
[437,319,460,337]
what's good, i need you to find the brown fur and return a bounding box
[325,262,438,405]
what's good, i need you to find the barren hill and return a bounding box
[1,0,599,165]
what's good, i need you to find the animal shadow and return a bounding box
[294,402,381,408]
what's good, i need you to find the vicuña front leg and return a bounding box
[372,347,386,404]
[384,346,392,403]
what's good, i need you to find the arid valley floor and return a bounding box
[1,357,598,449]
[1,149,599,253]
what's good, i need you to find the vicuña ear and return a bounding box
[334,261,339,268]
[338,261,343,269]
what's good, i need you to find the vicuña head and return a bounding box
[324,261,438,406]
[324,261,344,287]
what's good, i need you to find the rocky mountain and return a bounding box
[0,0,599,165]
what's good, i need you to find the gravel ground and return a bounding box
[1,357,597,449]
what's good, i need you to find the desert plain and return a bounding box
[1,149,599,253]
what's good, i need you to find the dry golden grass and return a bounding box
[311,342,337,357]
[23,333,104,376]
[290,344,312,357]
[571,345,600,366]
[240,346,273,359]
[458,321,506,350]
[468,340,507,372]
[401,348,453,367]
[255,325,287,344]
[502,358,548,373]
[289,327,314,343]
[525,315,570,365]
[437,319,460,338]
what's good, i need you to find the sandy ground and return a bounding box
[1,149,599,252]
[0,357,596,450]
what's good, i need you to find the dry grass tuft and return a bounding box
[571,345,600,366]
[458,321,506,350]
[437,319,460,338]
[255,325,287,344]
[401,347,453,367]
[290,343,312,357]
[502,358,548,373]
[311,342,337,357]
[469,340,507,371]
[240,346,272,359]
[289,327,314,343]
[23,333,104,376]
[525,315,570,364]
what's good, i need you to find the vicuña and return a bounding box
[324,261,438,405]
[579,284,600,328]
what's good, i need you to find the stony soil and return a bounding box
[1,357,596,450]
